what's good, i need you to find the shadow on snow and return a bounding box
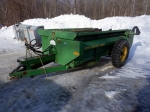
[135,76,150,112]
[0,78,72,112]
[128,42,142,61]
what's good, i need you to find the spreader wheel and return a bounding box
[111,39,130,68]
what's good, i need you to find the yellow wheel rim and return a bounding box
[120,46,127,62]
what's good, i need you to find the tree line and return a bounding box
[0,0,150,26]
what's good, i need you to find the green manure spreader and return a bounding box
[10,24,140,79]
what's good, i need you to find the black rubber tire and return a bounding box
[111,39,130,68]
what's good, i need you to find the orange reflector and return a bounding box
[74,52,79,56]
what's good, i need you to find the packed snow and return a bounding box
[0,14,150,112]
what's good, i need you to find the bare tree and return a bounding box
[0,0,150,26]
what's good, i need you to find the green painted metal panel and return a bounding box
[126,30,134,47]
[42,35,51,54]
[83,36,127,50]
[55,38,81,65]
[54,31,76,40]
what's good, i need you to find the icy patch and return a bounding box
[105,91,118,99]
[99,66,113,72]
[99,73,119,79]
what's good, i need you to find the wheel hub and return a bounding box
[120,46,127,62]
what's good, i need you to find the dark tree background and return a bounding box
[0,0,150,26]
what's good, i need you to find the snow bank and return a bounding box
[0,25,23,52]
[0,26,15,39]
[22,15,93,29]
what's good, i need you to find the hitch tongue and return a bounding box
[10,64,24,74]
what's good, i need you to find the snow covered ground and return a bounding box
[0,15,150,112]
